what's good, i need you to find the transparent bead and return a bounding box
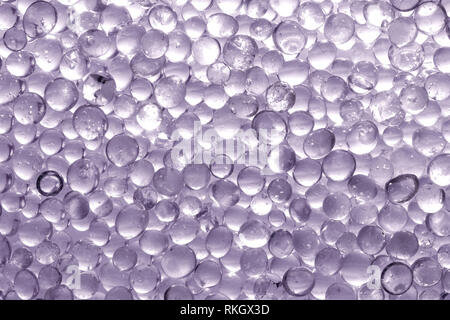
[115,204,149,240]
[223,35,258,70]
[381,262,413,295]
[303,129,335,160]
[298,2,324,31]
[0,3,18,31]
[283,267,315,297]
[73,105,108,141]
[399,84,428,115]
[324,13,355,44]
[386,231,419,260]
[67,159,99,194]
[412,128,446,158]
[148,5,177,34]
[265,81,295,112]
[3,27,27,51]
[141,30,168,59]
[388,43,424,72]
[415,183,444,214]
[385,174,419,204]
[23,1,57,39]
[414,2,445,36]
[322,150,356,182]
[13,92,45,125]
[273,21,306,55]
[388,17,417,47]
[412,257,442,287]
[378,203,408,233]
[161,245,196,279]
[37,170,63,197]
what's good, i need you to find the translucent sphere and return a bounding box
[288,111,314,136]
[323,192,351,221]
[240,248,268,277]
[154,76,186,109]
[45,78,78,112]
[207,13,238,38]
[106,135,139,167]
[388,43,424,72]
[340,253,371,287]
[412,257,442,287]
[60,49,88,81]
[315,247,342,276]
[272,21,306,55]
[293,159,322,187]
[3,27,27,51]
[428,154,450,187]
[381,262,413,295]
[192,37,221,66]
[161,245,196,279]
[237,166,265,196]
[73,105,108,141]
[194,260,222,288]
[386,231,419,260]
[0,4,18,31]
[399,84,428,115]
[378,203,408,233]
[303,129,335,160]
[283,267,315,296]
[141,30,168,59]
[347,120,379,154]
[324,13,355,44]
[148,5,177,34]
[67,159,99,194]
[23,1,57,38]
[139,230,168,256]
[415,183,444,214]
[37,170,63,197]
[348,62,378,94]
[252,111,287,145]
[13,92,45,125]
[14,269,39,300]
[289,197,312,225]
[298,2,325,31]
[437,244,450,268]
[322,150,356,182]
[357,226,386,255]
[115,204,149,240]
[434,47,450,73]
[130,266,159,294]
[265,81,295,112]
[388,17,417,47]
[385,174,419,204]
[326,283,356,300]
[414,2,445,36]
[78,30,111,58]
[153,167,183,197]
[223,35,258,70]
[211,180,240,207]
[239,220,270,248]
[412,128,446,158]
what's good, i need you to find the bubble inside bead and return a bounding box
[381,262,413,295]
[36,170,64,197]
